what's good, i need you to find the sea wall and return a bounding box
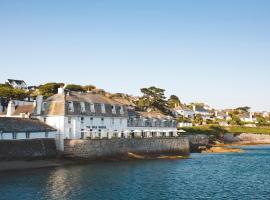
[0,139,57,160]
[188,135,209,152]
[224,133,270,144]
[64,137,190,160]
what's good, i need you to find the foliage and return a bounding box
[168,95,181,108]
[236,106,251,113]
[65,84,85,92]
[83,85,96,91]
[0,84,27,100]
[228,113,242,126]
[256,115,269,126]
[38,82,64,98]
[135,86,170,114]
[193,114,203,125]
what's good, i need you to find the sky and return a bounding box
[0,0,270,111]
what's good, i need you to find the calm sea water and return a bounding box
[1,146,270,200]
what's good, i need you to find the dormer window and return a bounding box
[90,103,95,113]
[111,105,116,114]
[68,101,74,112]
[101,104,106,114]
[120,106,124,115]
[80,102,86,113]
[42,102,47,112]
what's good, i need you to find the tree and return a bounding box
[65,84,85,92]
[135,86,170,114]
[168,95,181,108]
[38,82,64,97]
[0,84,27,100]
[194,114,203,125]
[83,85,96,92]
[236,106,251,113]
[229,113,242,126]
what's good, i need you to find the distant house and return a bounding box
[239,112,257,123]
[193,105,212,121]
[6,79,27,90]
[0,117,56,140]
[172,105,195,118]
[214,110,231,121]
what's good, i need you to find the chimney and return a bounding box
[36,95,43,115]
[250,112,253,119]
[58,87,64,94]
[215,110,218,117]
[7,101,15,117]
[193,105,196,112]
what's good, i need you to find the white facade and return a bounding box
[0,132,55,140]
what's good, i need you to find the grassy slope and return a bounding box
[182,125,270,136]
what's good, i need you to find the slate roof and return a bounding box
[0,117,56,133]
[12,105,35,116]
[42,92,128,117]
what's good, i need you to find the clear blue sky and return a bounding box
[1,0,270,111]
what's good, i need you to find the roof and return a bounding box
[0,117,56,133]
[112,97,136,107]
[12,105,35,116]
[7,79,27,85]
[128,110,173,120]
[42,91,128,117]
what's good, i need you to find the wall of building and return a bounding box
[0,139,57,160]
[0,132,55,140]
[64,137,189,160]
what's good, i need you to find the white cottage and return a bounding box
[0,117,56,140]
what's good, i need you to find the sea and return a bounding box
[1,145,270,200]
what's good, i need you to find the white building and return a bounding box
[172,105,195,118]
[127,110,178,138]
[34,90,129,150]
[0,117,56,140]
[6,79,28,90]
[239,112,257,123]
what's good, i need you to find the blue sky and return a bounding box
[0,0,270,111]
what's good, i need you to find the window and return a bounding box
[120,118,123,125]
[68,101,74,112]
[90,103,95,112]
[26,132,30,139]
[81,129,84,139]
[42,102,47,112]
[80,102,86,113]
[81,117,84,124]
[111,118,115,125]
[45,132,49,138]
[101,104,106,114]
[120,106,124,115]
[111,105,116,114]
[68,117,72,124]
[101,118,104,124]
[44,117,47,123]
[12,133,17,140]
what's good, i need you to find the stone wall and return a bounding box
[188,135,209,152]
[0,139,57,160]
[64,137,189,160]
[224,133,270,144]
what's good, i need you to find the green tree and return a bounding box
[135,86,170,114]
[0,84,27,100]
[229,113,242,126]
[65,84,85,92]
[83,85,96,92]
[193,114,203,125]
[38,82,64,98]
[236,106,251,113]
[168,95,181,108]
